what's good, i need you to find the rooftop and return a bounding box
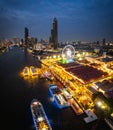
[58,61,108,84]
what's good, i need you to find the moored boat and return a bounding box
[29,66,38,76]
[23,66,29,76]
[49,84,70,109]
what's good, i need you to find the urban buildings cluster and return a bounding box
[0,17,113,56]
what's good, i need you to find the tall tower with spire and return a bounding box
[49,17,58,50]
[24,27,29,46]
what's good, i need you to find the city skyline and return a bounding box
[0,0,113,42]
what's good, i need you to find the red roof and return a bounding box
[58,62,108,84]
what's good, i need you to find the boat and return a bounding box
[43,71,54,81]
[23,66,29,76]
[29,66,38,76]
[30,99,52,130]
[39,71,54,81]
[49,84,70,109]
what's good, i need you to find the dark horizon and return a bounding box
[0,0,113,42]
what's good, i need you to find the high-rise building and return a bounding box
[24,27,29,46]
[102,38,106,46]
[49,18,58,50]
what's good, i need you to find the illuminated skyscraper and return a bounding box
[24,27,29,46]
[102,38,106,46]
[49,18,58,49]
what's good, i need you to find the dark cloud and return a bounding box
[0,0,113,42]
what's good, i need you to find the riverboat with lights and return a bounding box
[30,99,52,130]
[23,66,29,76]
[29,66,38,76]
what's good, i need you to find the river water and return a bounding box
[0,47,111,130]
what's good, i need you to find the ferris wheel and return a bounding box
[62,45,75,60]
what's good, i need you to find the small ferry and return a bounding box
[30,99,52,130]
[29,66,38,76]
[23,66,29,76]
[39,71,54,81]
[43,71,54,81]
[49,84,70,109]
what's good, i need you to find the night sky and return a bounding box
[0,0,113,42]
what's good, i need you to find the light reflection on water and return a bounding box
[20,74,39,86]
